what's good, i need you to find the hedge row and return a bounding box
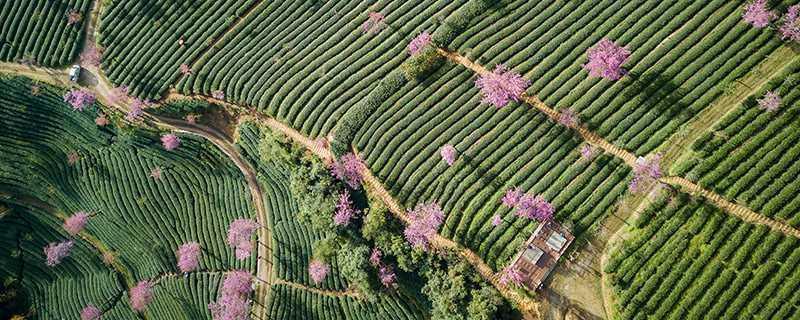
[0,0,90,66]
[606,196,800,320]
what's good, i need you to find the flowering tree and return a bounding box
[580,145,597,161]
[334,190,359,226]
[516,194,554,222]
[67,10,82,25]
[44,240,74,266]
[31,84,41,96]
[498,266,524,287]
[308,259,330,284]
[179,64,192,75]
[80,304,101,320]
[757,91,781,112]
[161,134,181,151]
[408,31,432,56]
[501,188,554,222]
[629,154,662,193]
[227,219,259,260]
[209,271,253,320]
[491,214,502,226]
[211,90,225,100]
[378,265,397,288]
[80,45,102,67]
[743,0,777,28]
[331,153,364,189]
[475,64,530,108]
[780,5,800,42]
[64,211,90,236]
[558,108,579,128]
[185,114,199,124]
[125,98,148,122]
[369,248,382,267]
[221,270,253,296]
[583,38,631,81]
[440,145,457,166]
[149,167,163,180]
[64,89,96,111]
[95,113,109,127]
[67,151,80,166]
[501,187,523,208]
[404,202,445,250]
[177,242,201,273]
[362,12,386,34]
[130,280,154,313]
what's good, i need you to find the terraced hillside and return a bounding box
[0,76,256,318]
[676,58,800,226]
[0,0,91,65]
[605,194,800,320]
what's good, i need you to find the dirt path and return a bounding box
[660,45,798,168]
[273,279,361,298]
[438,48,800,241]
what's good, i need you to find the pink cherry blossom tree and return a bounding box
[408,31,432,56]
[95,113,109,127]
[67,151,80,166]
[31,84,41,96]
[44,240,74,266]
[515,194,554,222]
[149,167,164,180]
[583,38,631,81]
[780,5,800,42]
[580,145,597,161]
[334,190,359,226]
[331,153,364,189]
[362,12,387,34]
[125,98,148,122]
[491,214,502,226]
[161,134,181,151]
[221,270,253,296]
[80,304,102,320]
[64,211,90,236]
[501,187,523,208]
[757,91,781,112]
[378,265,397,288]
[63,89,96,111]
[226,218,259,260]
[130,280,154,313]
[211,90,225,100]
[558,108,579,128]
[185,114,199,124]
[176,242,201,273]
[67,11,82,26]
[629,154,662,193]
[743,0,777,28]
[179,64,192,75]
[498,266,524,287]
[308,259,330,284]
[404,202,445,250]
[369,248,382,267]
[440,145,457,166]
[475,64,530,108]
[209,271,253,320]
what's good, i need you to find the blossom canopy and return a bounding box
[583,38,631,81]
[308,259,330,284]
[44,240,74,266]
[361,12,386,34]
[475,64,530,108]
[743,0,777,28]
[440,145,457,166]
[333,190,359,226]
[176,242,202,273]
[63,89,96,111]
[499,266,524,287]
[780,5,800,42]
[64,211,90,236]
[161,134,181,151]
[129,280,154,312]
[226,219,259,260]
[757,91,782,112]
[404,202,445,250]
[80,304,101,320]
[408,31,432,56]
[331,152,364,189]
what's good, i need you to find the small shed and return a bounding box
[507,220,574,290]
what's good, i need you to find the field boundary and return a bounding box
[273,279,361,298]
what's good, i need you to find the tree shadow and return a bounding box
[616,71,693,130]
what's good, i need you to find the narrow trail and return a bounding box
[273,279,361,298]
[660,45,799,167]
[165,91,543,318]
[437,48,800,240]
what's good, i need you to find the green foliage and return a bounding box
[421,251,504,320]
[336,242,378,302]
[401,48,444,81]
[148,98,219,119]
